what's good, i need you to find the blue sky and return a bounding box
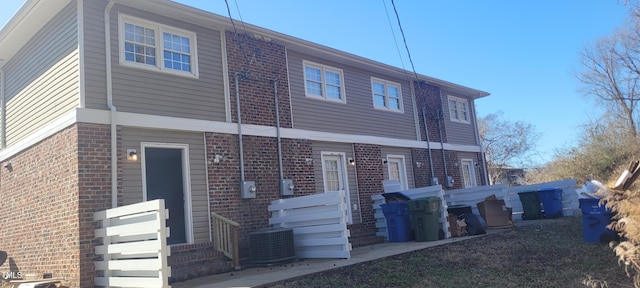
[0,1,631,165]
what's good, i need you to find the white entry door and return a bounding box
[387,155,408,190]
[322,153,353,223]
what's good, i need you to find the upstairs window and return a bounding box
[372,78,403,112]
[119,14,198,78]
[448,95,470,123]
[303,61,345,103]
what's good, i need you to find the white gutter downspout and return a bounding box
[105,0,118,208]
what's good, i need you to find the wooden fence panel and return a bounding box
[269,191,351,259]
[94,199,171,288]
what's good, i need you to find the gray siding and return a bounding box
[288,50,417,140]
[4,3,78,146]
[312,141,361,223]
[121,128,209,244]
[83,3,227,121]
[442,90,478,145]
[381,146,415,189]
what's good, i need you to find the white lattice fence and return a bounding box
[94,199,171,288]
[269,191,351,259]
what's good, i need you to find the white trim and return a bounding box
[302,60,346,104]
[460,158,477,188]
[141,142,195,245]
[371,77,403,113]
[0,69,4,149]
[118,14,199,78]
[386,154,408,190]
[220,30,231,123]
[0,108,483,162]
[320,152,353,224]
[77,0,85,109]
[203,133,213,242]
[447,95,470,124]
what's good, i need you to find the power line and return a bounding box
[382,0,407,74]
[390,0,421,82]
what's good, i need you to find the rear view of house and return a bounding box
[0,0,489,286]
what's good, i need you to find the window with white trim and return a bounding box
[448,96,470,123]
[119,14,198,78]
[372,78,403,112]
[303,61,345,103]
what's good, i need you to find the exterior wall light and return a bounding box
[127,149,138,161]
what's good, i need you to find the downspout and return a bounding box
[272,78,284,182]
[105,1,118,208]
[0,69,5,149]
[470,102,489,185]
[436,109,449,184]
[235,73,245,184]
[421,108,435,184]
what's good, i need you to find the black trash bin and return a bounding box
[518,191,544,220]
[447,204,472,217]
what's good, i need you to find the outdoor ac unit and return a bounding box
[249,227,295,264]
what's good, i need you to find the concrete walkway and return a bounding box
[171,225,519,288]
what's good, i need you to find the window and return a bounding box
[303,61,345,103]
[448,96,470,123]
[119,14,198,77]
[372,78,403,112]
[461,159,477,188]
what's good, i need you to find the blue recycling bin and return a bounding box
[381,202,412,242]
[579,198,616,243]
[538,188,563,219]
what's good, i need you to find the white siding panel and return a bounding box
[4,3,79,146]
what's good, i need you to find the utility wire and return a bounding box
[390,0,421,82]
[382,0,408,75]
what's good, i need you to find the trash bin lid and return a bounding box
[382,192,411,202]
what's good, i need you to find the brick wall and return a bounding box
[205,133,314,259]
[169,243,227,283]
[0,123,113,288]
[350,144,384,247]
[226,31,292,128]
[77,123,116,287]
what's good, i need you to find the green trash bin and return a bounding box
[517,191,544,220]
[408,197,441,242]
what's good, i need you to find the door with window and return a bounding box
[321,153,352,223]
[143,144,192,245]
[387,155,408,190]
[461,159,477,188]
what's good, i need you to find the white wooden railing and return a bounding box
[94,199,171,288]
[211,213,240,269]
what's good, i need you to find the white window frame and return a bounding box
[460,158,477,188]
[119,14,199,78]
[303,60,346,103]
[448,95,470,124]
[141,142,194,244]
[386,155,409,190]
[320,152,354,224]
[371,78,403,112]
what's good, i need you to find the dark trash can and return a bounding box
[579,198,617,243]
[447,204,472,217]
[381,202,412,242]
[408,197,441,242]
[518,191,544,220]
[538,188,563,219]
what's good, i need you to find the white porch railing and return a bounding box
[211,213,240,269]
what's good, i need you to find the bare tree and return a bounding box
[576,14,640,137]
[478,111,539,185]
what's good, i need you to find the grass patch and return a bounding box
[266,217,633,288]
